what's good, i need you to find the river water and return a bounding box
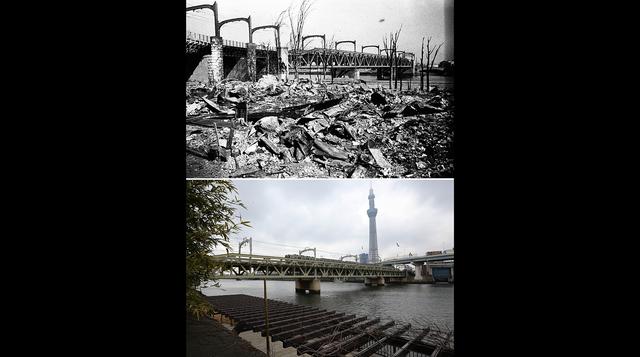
[299,73,454,90]
[359,73,454,90]
[202,279,454,330]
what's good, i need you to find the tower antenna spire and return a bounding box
[367,186,380,263]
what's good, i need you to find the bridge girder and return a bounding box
[290,49,412,69]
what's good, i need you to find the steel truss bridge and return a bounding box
[210,253,406,279]
[290,48,413,70]
[185,31,412,70]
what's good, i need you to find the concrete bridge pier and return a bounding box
[209,36,224,85]
[364,276,386,286]
[246,43,257,82]
[354,69,360,80]
[278,47,289,81]
[295,278,320,294]
[425,263,432,277]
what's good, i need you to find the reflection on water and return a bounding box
[203,279,453,329]
[300,73,454,90]
[359,74,454,90]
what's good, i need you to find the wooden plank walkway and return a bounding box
[205,294,454,357]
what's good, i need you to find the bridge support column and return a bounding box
[246,43,257,82]
[295,278,320,294]
[426,263,433,277]
[364,276,386,286]
[209,36,224,86]
[278,47,289,81]
[354,69,360,80]
[420,263,434,283]
[376,68,383,80]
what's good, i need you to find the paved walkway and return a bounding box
[187,313,266,357]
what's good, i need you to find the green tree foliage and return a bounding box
[186,180,250,318]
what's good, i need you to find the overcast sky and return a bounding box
[211,179,454,261]
[186,0,454,62]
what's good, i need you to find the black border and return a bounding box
[47,1,584,355]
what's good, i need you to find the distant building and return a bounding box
[359,253,369,264]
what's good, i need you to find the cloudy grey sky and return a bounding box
[213,179,454,261]
[187,0,454,62]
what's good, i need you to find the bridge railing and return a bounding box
[186,30,210,43]
[185,31,272,51]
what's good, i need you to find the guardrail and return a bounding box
[185,31,271,51]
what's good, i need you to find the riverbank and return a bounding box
[186,312,266,357]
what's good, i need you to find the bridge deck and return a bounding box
[206,294,454,356]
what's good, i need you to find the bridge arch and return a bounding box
[186,2,219,37]
[251,24,281,47]
[302,34,325,50]
[340,254,358,262]
[218,16,252,43]
[299,247,316,258]
[335,40,356,51]
[251,24,283,75]
[361,44,380,55]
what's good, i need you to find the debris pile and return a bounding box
[186,76,454,178]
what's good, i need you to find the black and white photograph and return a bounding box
[186,0,454,178]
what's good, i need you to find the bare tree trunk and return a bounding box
[420,37,424,91]
[287,0,312,81]
[389,26,402,91]
[426,46,430,92]
[399,55,403,91]
[388,48,392,89]
[424,38,443,93]
[390,44,393,89]
[383,35,391,89]
[394,50,398,90]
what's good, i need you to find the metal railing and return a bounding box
[186,31,272,51]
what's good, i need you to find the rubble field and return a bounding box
[186,75,454,178]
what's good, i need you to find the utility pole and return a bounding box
[263,279,271,356]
